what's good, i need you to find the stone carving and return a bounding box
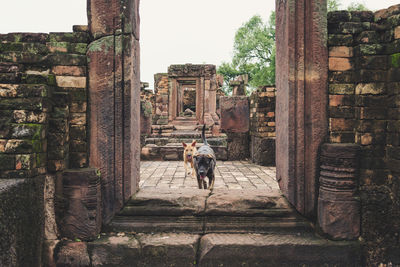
[318,143,360,240]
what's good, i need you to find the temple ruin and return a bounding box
[0,0,399,266]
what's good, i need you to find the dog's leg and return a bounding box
[203,180,208,190]
[197,176,203,189]
[208,174,215,190]
[184,160,188,176]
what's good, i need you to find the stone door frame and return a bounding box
[169,77,203,123]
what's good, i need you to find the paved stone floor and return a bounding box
[139,161,278,190]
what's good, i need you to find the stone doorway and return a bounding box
[178,80,197,118]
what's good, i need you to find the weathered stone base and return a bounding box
[0,177,44,267]
[250,136,276,166]
[227,132,249,160]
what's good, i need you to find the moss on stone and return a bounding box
[390,53,400,68]
[87,36,114,54]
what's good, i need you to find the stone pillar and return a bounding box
[87,0,140,224]
[275,0,328,217]
[318,143,360,240]
[60,169,102,240]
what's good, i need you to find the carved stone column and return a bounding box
[318,143,360,240]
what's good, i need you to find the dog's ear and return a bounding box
[182,142,187,147]
[191,140,196,147]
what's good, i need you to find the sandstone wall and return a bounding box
[328,7,400,265]
[0,28,90,266]
[249,86,276,166]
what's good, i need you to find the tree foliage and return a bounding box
[328,0,369,12]
[217,12,275,94]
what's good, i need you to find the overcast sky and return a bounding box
[0,0,399,89]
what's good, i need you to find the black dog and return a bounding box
[193,125,216,190]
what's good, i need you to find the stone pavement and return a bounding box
[139,161,278,190]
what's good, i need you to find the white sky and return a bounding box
[0,0,399,89]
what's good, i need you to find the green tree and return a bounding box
[218,12,276,94]
[328,0,369,12]
[328,0,341,12]
[347,2,368,11]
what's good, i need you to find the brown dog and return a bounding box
[182,140,197,177]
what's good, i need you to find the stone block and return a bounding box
[329,46,353,57]
[69,113,87,125]
[329,106,355,118]
[88,0,140,39]
[356,55,388,70]
[220,96,249,133]
[395,26,400,39]
[355,31,380,44]
[227,132,249,160]
[328,34,353,46]
[56,76,86,88]
[0,177,44,267]
[328,71,356,83]
[329,95,354,106]
[329,57,353,71]
[69,152,87,168]
[329,118,354,131]
[54,241,90,267]
[51,66,86,76]
[355,83,386,95]
[329,84,355,95]
[49,32,90,43]
[250,136,275,166]
[60,168,101,241]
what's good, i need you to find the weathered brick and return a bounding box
[328,71,356,83]
[350,11,374,22]
[357,70,387,82]
[329,46,353,57]
[70,102,87,113]
[356,44,385,56]
[328,11,351,23]
[329,106,355,118]
[70,125,86,141]
[69,113,86,125]
[357,107,387,119]
[15,154,34,170]
[0,154,15,170]
[329,132,355,143]
[329,84,355,94]
[49,32,90,43]
[329,57,353,71]
[355,31,380,44]
[330,118,354,131]
[328,34,353,46]
[355,95,387,107]
[329,95,355,106]
[51,66,86,76]
[395,26,400,39]
[56,76,86,88]
[356,56,388,70]
[355,83,386,95]
[69,152,87,168]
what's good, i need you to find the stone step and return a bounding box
[109,189,313,234]
[145,136,228,146]
[59,233,361,266]
[141,143,228,160]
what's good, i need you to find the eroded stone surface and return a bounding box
[206,189,289,216]
[55,241,90,267]
[198,233,361,267]
[138,233,199,267]
[124,188,209,215]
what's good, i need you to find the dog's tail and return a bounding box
[202,125,208,146]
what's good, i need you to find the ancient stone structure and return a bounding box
[250,86,276,166]
[220,96,250,160]
[87,0,141,225]
[327,8,400,264]
[318,143,360,240]
[276,0,328,219]
[0,0,399,265]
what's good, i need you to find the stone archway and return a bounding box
[86,0,328,222]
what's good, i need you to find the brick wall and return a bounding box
[0,28,89,178]
[249,86,276,166]
[328,7,400,265]
[0,27,90,265]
